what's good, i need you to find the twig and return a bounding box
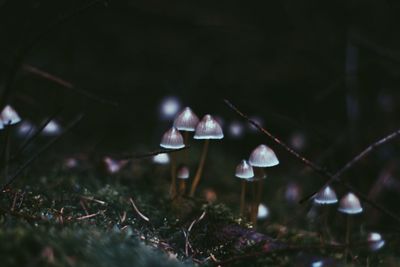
[114,146,190,160]
[0,0,105,108]
[22,64,118,107]
[186,211,206,257]
[0,114,84,191]
[129,197,150,222]
[224,99,400,224]
[224,99,332,179]
[301,128,400,203]
[80,196,106,205]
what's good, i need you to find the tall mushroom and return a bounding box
[235,160,254,216]
[0,105,21,180]
[248,144,279,225]
[314,186,338,240]
[338,192,363,263]
[160,127,185,198]
[189,115,223,197]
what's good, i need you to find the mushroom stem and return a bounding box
[170,153,177,198]
[250,182,258,225]
[189,139,209,197]
[179,179,186,196]
[344,215,351,264]
[3,124,11,182]
[183,131,190,163]
[256,179,264,213]
[240,180,246,216]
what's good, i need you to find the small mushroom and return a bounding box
[177,165,190,196]
[235,160,254,216]
[0,105,21,126]
[314,186,338,205]
[248,144,279,225]
[160,127,185,198]
[189,115,223,197]
[314,186,338,241]
[367,232,385,251]
[338,192,363,263]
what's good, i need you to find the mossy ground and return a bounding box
[0,158,399,267]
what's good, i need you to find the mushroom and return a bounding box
[235,160,254,216]
[0,105,21,179]
[338,192,363,263]
[189,114,223,197]
[0,105,21,126]
[177,165,190,196]
[160,127,185,198]
[248,144,279,225]
[367,232,385,251]
[314,186,338,241]
[173,107,199,144]
[173,107,199,162]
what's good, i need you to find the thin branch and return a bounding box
[22,64,118,107]
[0,114,84,191]
[0,0,105,108]
[114,146,190,160]
[186,211,206,256]
[129,197,150,222]
[224,99,400,224]
[301,128,400,203]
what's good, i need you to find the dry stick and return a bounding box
[224,99,400,224]
[300,128,400,203]
[114,146,189,160]
[0,114,84,191]
[129,197,150,222]
[22,64,118,107]
[0,0,105,109]
[190,139,209,197]
[12,109,63,162]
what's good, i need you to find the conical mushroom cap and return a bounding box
[338,192,363,214]
[249,144,279,167]
[173,107,199,132]
[177,165,190,179]
[314,186,338,205]
[193,114,224,139]
[0,105,21,125]
[235,160,254,179]
[368,232,385,251]
[152,153,170,164]
[160,127,185,149]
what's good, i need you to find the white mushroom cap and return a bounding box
[152,153,170,164]
[173,107,199,132]
[177,165,190,179]
[0,105,21,125]
[249,144,279,167]
[368,232,385,251]
[42,120,62,136]
[235,160,254,179]
[193,114,224,140]
[338,192,363,214]
[160,127,185,149]
[314,186,338,205]
[257,203,270,220]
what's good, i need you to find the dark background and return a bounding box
[0,0,400,222]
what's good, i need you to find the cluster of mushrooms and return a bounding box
[158,107,223,199]
[157,105,386,257]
